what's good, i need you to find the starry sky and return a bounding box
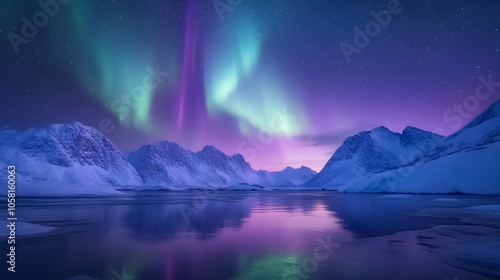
[0,0,499,171]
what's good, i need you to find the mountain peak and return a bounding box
[51,121,86,130]
[201,145,221,152]
[127,141,314,188]
[283,166,294,171]
[367,126,404,144]
[400,126,445,147]
[402,125,444,138]
[42,122,105,139]
[290,166,317,175]
[68,121,85,127]
[0,121,142,188]
[452,99,500,135]
[157,140,181,146]
[402,126,424,133]
[231,153,251,168]
[281,165,314,172]
[310,123,445,187]
[371,126,390,132]
[299,165,313,171]
[369,126,400,139]
[199,145,226,157]
[145,140,184,151]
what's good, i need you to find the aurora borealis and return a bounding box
[1,0,500,171]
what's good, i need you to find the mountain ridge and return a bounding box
[126,140,316,189]
[1,99,498,195]
[0,122,316,195]
[305,99,500,194]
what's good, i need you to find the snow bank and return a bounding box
[227,183,268,191]
[434,198,462,202]
[340,141,500,194]
[466,205,500,212]
[0,178,123,196]
[377,194,415,199]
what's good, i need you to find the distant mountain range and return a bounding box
[0,123,316,195]
[1,99,498,195]
[126,141,316,189]
[304,99,500,194]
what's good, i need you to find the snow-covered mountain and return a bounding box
[266,166,319,187]
[304,126,445,188]
[0,122,316,195]
[0,122,142,195]
[3,100,497,195]
[306,99,500,194]
[126,142,317,189]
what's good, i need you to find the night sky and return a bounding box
[1,0,499,171]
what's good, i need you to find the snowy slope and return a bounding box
[340,141,500,194]
[304,126,444,189]
[0,122,142,195]
[308,99,500,194]
[126,142,317,189]
[126,142,256,188]
[267,166,319,187]
[438,99,500,155]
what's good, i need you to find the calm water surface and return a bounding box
[1,191,499,280]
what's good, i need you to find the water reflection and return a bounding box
[233,253,301,280]
[321,194,461,238]
[124,192,253,240]
[122,192,343,242]
[0,191,493,280]
[117,192,344,279]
